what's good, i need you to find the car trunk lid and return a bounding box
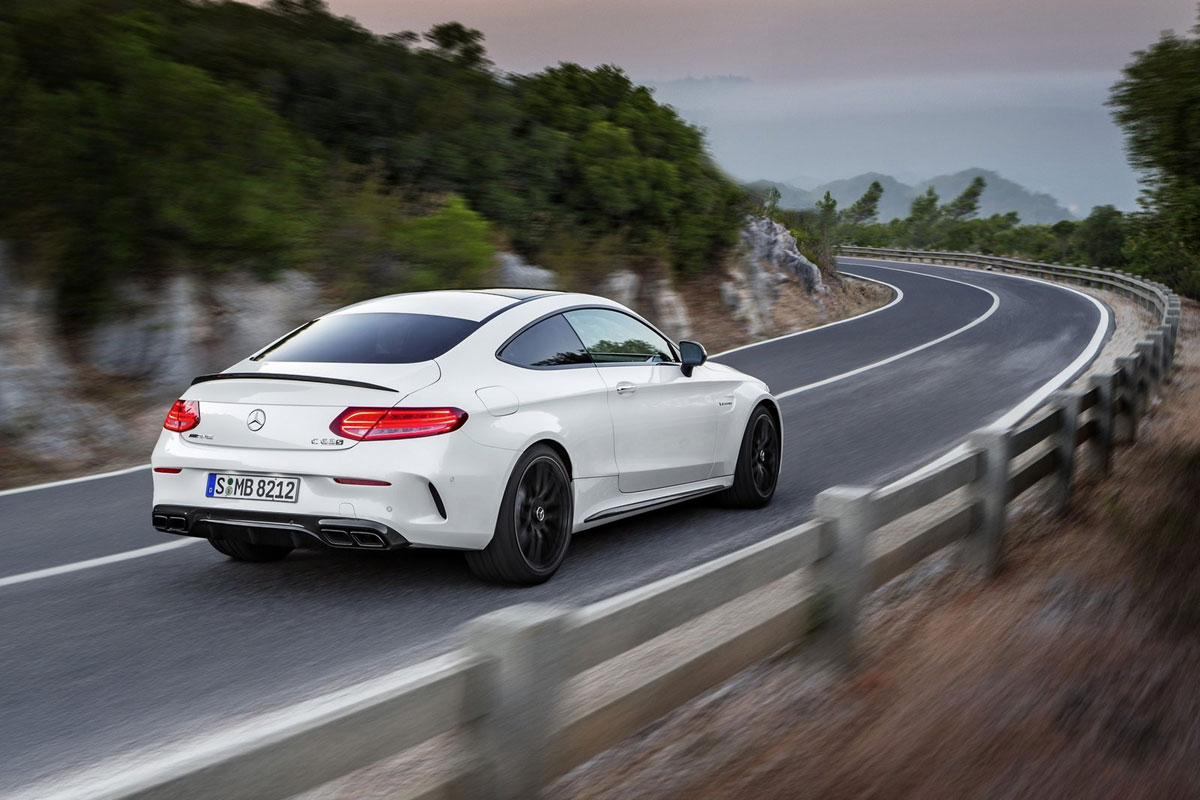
[177,361,440,451]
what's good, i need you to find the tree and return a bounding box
[1109,11,1200,295]
[906,188,941,248]
[0,7,316,326]
[424,22,490,70]
[1074,206,1127,268]
[392,194,495,290]
[841,180,884,225]
[942,175,987,221]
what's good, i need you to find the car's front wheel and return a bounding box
[208,537,293,562]
[465,444,574,585]
[720,404,781,508]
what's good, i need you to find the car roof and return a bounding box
[329,289,565,322]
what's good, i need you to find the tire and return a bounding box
[208,536,293,563]
[719,404,782,508]
[465,444,574,585]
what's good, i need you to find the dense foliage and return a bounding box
[0,0,743,326]
[1109,10,1200,298]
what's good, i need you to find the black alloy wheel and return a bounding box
[513,456,572,571]
[720,405,782,508]
[749,413,781,498]
[465,444,574,584]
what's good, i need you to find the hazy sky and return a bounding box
[325,0,1199,213]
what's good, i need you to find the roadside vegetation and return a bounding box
[0,0,743,329]
[754,8,1200,299]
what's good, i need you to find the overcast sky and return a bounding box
[325,0,1199,213]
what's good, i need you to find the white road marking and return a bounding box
[712,273,904,358]
[775,268,1001,400]
[842,258,1112,488]
[0,462,150,498]
[0,539,201,589]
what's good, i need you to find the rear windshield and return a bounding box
[254,313,478,364]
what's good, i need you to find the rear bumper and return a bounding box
[152,504,410,551]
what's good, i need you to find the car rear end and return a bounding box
[150,298,524,553]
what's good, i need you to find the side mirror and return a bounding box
[679,340,707,377]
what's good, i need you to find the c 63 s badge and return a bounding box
[311,438,345,446]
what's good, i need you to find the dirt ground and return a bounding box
[547,300,1200,800]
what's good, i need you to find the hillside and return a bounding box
[757,168,1074,224]
[0,0,743,328]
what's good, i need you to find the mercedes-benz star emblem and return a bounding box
[247,409,267,431]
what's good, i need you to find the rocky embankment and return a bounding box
[0,219,888,488]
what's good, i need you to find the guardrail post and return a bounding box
[812,486,874,663]
[462,604,570,800]
[1148,331,1166,389]
[966,426,1012,575]
[1087,372,1116,475]
[1136,341,1159,399]
[1113,356,1139,444]
[1049,392,1081,513]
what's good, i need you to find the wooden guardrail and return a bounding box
[59,250,1182,800]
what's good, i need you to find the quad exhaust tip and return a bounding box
[154,514,190,533]
[320,528,387,548]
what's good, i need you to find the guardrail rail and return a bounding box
[68,248,1182,800]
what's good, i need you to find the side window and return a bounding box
[499,314,592,368]
[563,309,676,364]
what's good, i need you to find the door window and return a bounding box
[563,309,676,364]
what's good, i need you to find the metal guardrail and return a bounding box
[63,249,1182,800]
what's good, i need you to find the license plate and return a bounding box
[206,473,300,503]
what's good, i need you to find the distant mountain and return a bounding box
[752,168,1073,224]
[744,179,811,211]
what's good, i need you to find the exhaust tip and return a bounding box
[168,516,189,533]
[351,531,386,548]
[322,528,353,547]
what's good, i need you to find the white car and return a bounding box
[151,289,783,584]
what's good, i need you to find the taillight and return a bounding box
[164,399,200,432]
[330,407,468,441]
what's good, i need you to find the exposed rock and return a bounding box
[602,270,640,309]
[87,271,322,390]
[496,252,557,290]
[720,217,826,337]
[0,283,122,461]
[648,278,692,341]
[599,270,691,340]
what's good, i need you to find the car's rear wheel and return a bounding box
[466,444,573,585]
[720,405,781,508]
[208,537,293,562]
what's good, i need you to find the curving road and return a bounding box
[0,258,1109,794]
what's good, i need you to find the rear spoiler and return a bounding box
[189,372,398,393]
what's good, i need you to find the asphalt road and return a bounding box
[0,259,1108,794]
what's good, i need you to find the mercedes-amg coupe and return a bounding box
[151,290,783,584]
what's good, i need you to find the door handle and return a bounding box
[615,382,637,396]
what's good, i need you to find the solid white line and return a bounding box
[0,539,201,590]
[838,258,1112,488]
[775,268,1001,400]
[0,463,150,498]
[841,258,1112,429]
[712,273,903,358]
